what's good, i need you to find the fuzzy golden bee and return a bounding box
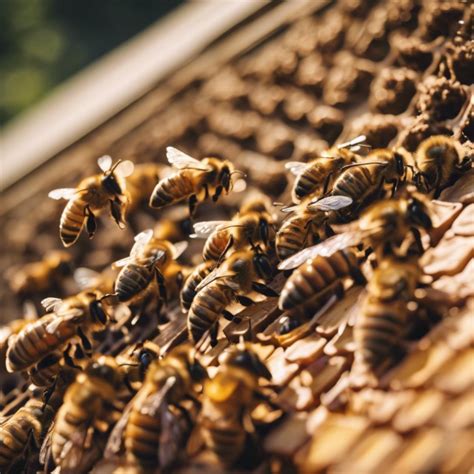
[149,147,246,216]
[49,156,134,247]
[199,344,271,468]
[192,195,276,262]
[112,229,188,310]
[187,249,278,345]
[354,255,422,371]
[414,135,472,194]
[106,343,207,469]
[7,250,73,297]
[278,249,365,319]
[278,194,433,272]
[6,290,109,373]
[50,356,124,470]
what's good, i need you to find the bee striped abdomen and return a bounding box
[6,316,73,372]
[28,353,62,387]
[125,410,161,465]
[294,168,323,200]
[180,262,215,312]
[60,198,86,247]
[355,299,407,368]
[276,215,318,260]
[150,173,195,208]
[333,166,374,201]
[115,264,153,302]
[203,230,230,261]
[188,281,234,342]
[0,400,43,468]
[279,251,357,312]
[203,421,245,466]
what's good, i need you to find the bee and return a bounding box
[0,392,62,470]
[192,195,276,262]
[275,195,352,260]
[6,291,109,373]
[106,343,207,469]
[320,148,411,215]
[285,147,357,202]
[354,255,422,371]
[49,156,134,247]
[278,194,433,272]
[51,356,124,470]
[153,206,194,241]
[414,135,472,194]
[112,229,188,310]
[149,147,246,216]
[8,250,73,297]
[180,261,216,313]
[124,163,164,213]
[199,343,271,467]
[27,351,64,387]
[278,249,365,318]
[188,249,278,345]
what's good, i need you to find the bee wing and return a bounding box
[114,160,135,178]
[23,301,38,320]
[284,161,308,176]
[158,404,191,469]
[277,231,361,270]
[140,376,177,416]
[307,195,353,211]
[41,297,64,313]
[97,155,113,172]
[172,241,188,259]
[232,178,247,193]
[130,229,154,256]
[74,268,100,290]
[45,310,81,334]
[337,134,366,150]
[191,221,230,238]
[112,256,132,268]
[166,147,210,171]
[48,188,78,200]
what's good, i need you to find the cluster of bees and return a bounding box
[0,133,472,472]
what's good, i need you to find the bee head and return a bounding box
[218,164,231,192]
[407,197,432,229]
[227,348,271,380]
[394,152,406,176]
[102,172,122,195]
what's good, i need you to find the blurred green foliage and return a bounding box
[0,0,183,125]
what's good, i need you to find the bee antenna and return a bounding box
[107,159,123,175]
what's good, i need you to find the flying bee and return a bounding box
[188,249,278,345]
[149,147,246,216]
[7,250,73,297]
[285,147,358,203]
[51,356,124,471]
[180,261,217,313]
[278,249,365,319]
[111,229,188,312]
[275,195,353,260]
[106,343,207,469]
[192,196,277,262]
[278,194,433,272]
[199,343,271,468]
[414,135,472,194]
[49,156,135,247]
[6,290,109,373]
[354,255,423,372]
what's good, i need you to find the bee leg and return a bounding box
[84,206,97,238]
[324,221,335,237]
[203,184,210,200]
[210,321,219,347]
[77,327,93,356]
[236,295,256,306]
[188,194,198,216]
[63,344,82,370]
[322,172,335,194]
[350,267,367,285]
[222,309,235,321]
[410,227,424,254]
[155,269,168,304]
[252,282,279,297]
[212,185,223,202]
[110,197,125,228]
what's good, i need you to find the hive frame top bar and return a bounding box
[0,0,268,192]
